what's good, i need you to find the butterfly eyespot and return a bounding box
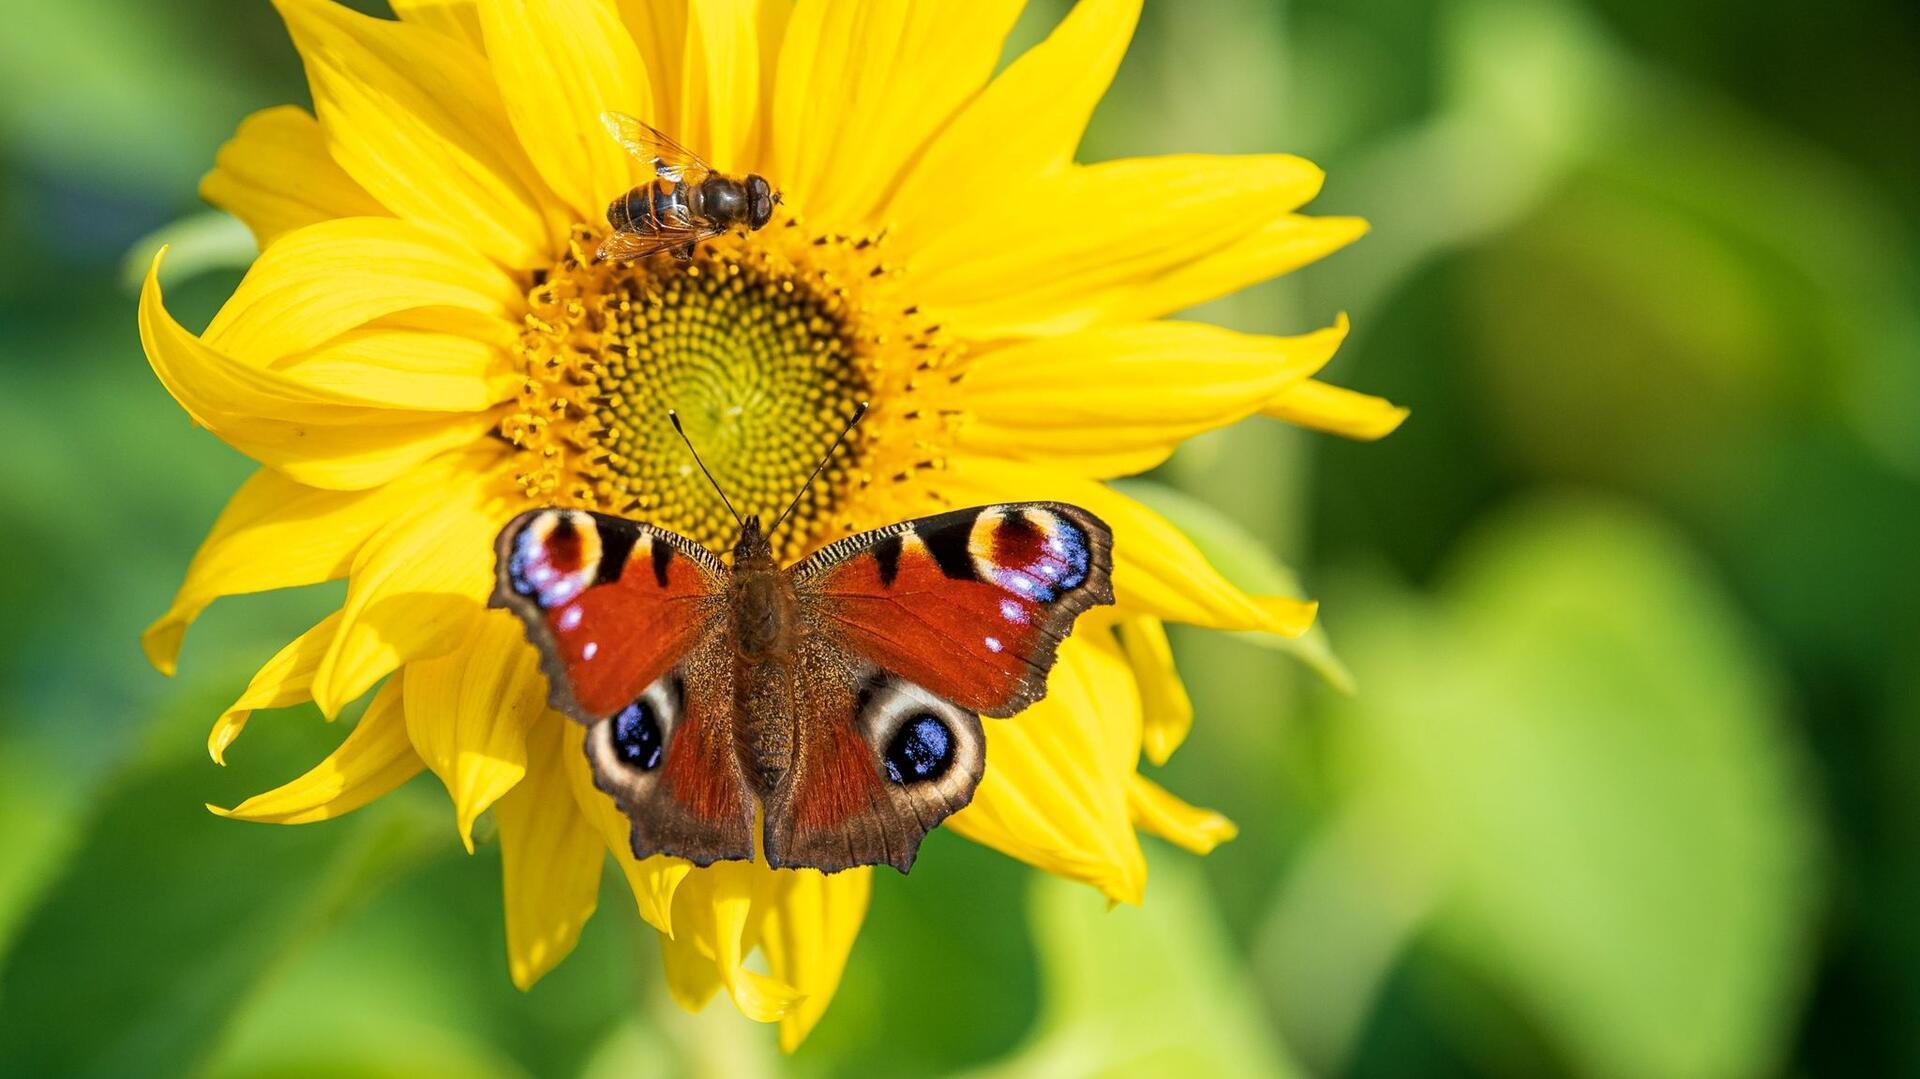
[612,699,664,771]
[883,714,954,784]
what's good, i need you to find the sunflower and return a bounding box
[139,0,1405,1049]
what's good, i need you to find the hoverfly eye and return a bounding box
[748,176,774,229]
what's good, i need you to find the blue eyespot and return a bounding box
[612,699,664,771]
[884,714,953,784]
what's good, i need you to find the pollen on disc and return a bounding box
[499,222,969,561]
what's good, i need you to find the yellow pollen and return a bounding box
[502,220,958,561]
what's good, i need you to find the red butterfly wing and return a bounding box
[491,508,725,720]
[790,503,1115,717]
[493,509,753,864]
[761,638,986,874]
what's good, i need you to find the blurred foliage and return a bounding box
[3,0,1915,1075]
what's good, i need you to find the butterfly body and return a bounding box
[491,502,1113,874]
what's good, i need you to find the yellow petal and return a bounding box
[269,324,516,413]
[949,634,1148,905]
[211,676,421,824]
[495,711,605,989]
[140,248,505,491]
[199,105,386,249]
[404,612,550,850]
[768,0,1022,226]
[1129,774,1238,855]
[201,216,518,363]
[955,316,1349,475]
[477,0,654,224]
[912,154,1328,338]
[312,459,507,715]
[677,0,762,172]
[143,463,460,674]
[759,867,872,1051]
[390,0,484,48]
[885,0,1140,249]
[747,0,790,169]
[559,721,690,934]
[1127,213,1371,325]
[1262,378,1410,440]
[659,913,725,1011]
[936,456,1319,637]
[210,610,344,765]
[662,862,801,1023]
[1117,617,1192,766]
[617,0,688,129]
[275,0,557,269]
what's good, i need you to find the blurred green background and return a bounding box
[2,0,1914,1075]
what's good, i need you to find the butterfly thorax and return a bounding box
[726,516,800,791]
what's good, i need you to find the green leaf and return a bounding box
[0,697,443,1079]
[968,856,1305,1079]
[1322,496,1821,1078]
[123,212,258,293]
[1114,478,1353,692]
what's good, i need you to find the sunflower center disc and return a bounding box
[503,225,953,561]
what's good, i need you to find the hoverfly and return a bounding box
[596,112,780,263]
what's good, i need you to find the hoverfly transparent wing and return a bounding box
[596,221,727,263]
[600,111,713,183]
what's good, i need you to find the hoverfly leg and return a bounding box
[672,242,696,262]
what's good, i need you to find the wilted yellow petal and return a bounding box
[769,0,1022,226]
[477,0,654,224]
[404,612,549,850]
[1117,617,1192,766]
[956,317,1349,476]
[1129,774,1238,855]
[560,722,690,934]
[200,105,386,249]
[887,0,1141,250]
[1262,378,1410,440]
[495,713,605,990]
[212,677,421,824]
[949,634,1148,905]
[937,456,1319,638]
[275,0,557,268]
[760,867,872,1051]
[312,460,507,716]
[210,610,343,765]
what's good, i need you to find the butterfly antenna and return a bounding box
[770,402,869,537]
[668,410,743,527]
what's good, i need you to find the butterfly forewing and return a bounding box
[790,503,1116,717]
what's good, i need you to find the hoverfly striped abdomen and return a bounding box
[596,112,781,264]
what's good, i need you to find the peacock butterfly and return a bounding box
[489,406,1114,874]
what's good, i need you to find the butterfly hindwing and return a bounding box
[493,509,753,864]
[791,503,1116,717]
[581,637,755,865]
[761,636,986,874]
